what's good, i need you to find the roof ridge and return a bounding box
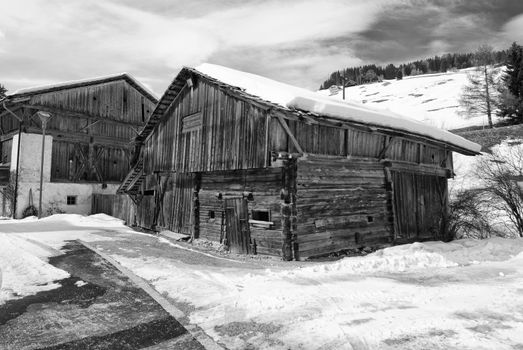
[9,72,158,102]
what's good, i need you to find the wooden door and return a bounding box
[391,171,447,241]
[224,197,251,254]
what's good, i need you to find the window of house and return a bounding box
[66,195,77,205]
[252,210,271,222]
[208,210,215,219]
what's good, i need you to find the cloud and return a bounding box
[0,0,385,93]
[503,14,523,43]
[2,0,522,95]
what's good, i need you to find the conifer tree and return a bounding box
[459,45,498,128]
[498,42,523,123]
[0,84,7,99]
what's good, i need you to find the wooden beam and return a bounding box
[24,126,132,147]
[22,104,144,128]
[275,113,304,155]
[378,136,395,160]
[381,159,450,178]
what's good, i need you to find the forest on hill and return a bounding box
[320,50,508,89]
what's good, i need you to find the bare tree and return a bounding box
[459,45,499,128]
[476,143,523,237]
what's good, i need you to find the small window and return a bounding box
[367,216,374,223]
[252,210,270,222]
[66,196,77,205]
[208,210,215,219]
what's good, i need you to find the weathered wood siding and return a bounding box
[91,194,114,215]
[296,155,392,258]
[391,171,448,241]
[199,168,283,256]
[51,141,129,182]
[26,80,155,125]
[143,80,269,174]
[112,194,136,226]
[274,119,453,171]
[0,138,12,164]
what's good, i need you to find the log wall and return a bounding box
[198,168,283,256]
[295,155,392,258]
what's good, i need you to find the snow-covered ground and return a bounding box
[1,214,523,349]
[319,69,502,130]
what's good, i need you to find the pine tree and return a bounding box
[459,45,498,128]
[497,42,523,123]
[0,84,7,99]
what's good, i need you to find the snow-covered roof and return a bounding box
[8,72,158,102]
[195,63,481,154]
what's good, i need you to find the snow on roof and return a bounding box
[9,72,158,101]
[195,63,481,154]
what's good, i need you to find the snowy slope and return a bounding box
[319,69,502,130]
[196,64,480,153]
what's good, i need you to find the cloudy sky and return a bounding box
[1,0,523,96]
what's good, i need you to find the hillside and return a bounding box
[318,68,501,131]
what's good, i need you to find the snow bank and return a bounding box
[294,237,523,277]
[0,234,69,304]
[195,63,480,153]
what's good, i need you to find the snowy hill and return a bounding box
[318,68,501,130]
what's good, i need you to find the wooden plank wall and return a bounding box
[296,155,392,258]
[1,138,12,164]
[51,141,129,182]
[112,194,136,226]
[274,119,452,171]
[391,171,448,241]
[143,80,269,175]
[28,80,156,124]
[91,194,114,216]
[156,173,195,235]
[198,168,283,256]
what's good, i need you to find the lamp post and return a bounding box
[37,111,52,218]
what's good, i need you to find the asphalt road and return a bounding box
[0,240,205,350]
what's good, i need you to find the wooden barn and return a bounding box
[0,73,157,218]
[117,64,480,260]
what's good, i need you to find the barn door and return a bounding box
[391,171,447,241]
[224,197,251,254]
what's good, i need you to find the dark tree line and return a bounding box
[0,84,6,99]
[497,42,523,124]
[320,50,508,89]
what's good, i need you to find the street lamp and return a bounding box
[36,111,52,218]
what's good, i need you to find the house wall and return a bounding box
[199,168,283,256]
[295,155,392,258]
[11,133,119,218]
[143,79,270,175]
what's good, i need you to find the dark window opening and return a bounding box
[66,195,77,205]
[367,216,374,223]
[252,210,270,222]
[141,97,145,122]
[143,190,155,196]
[208,210,215,219]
